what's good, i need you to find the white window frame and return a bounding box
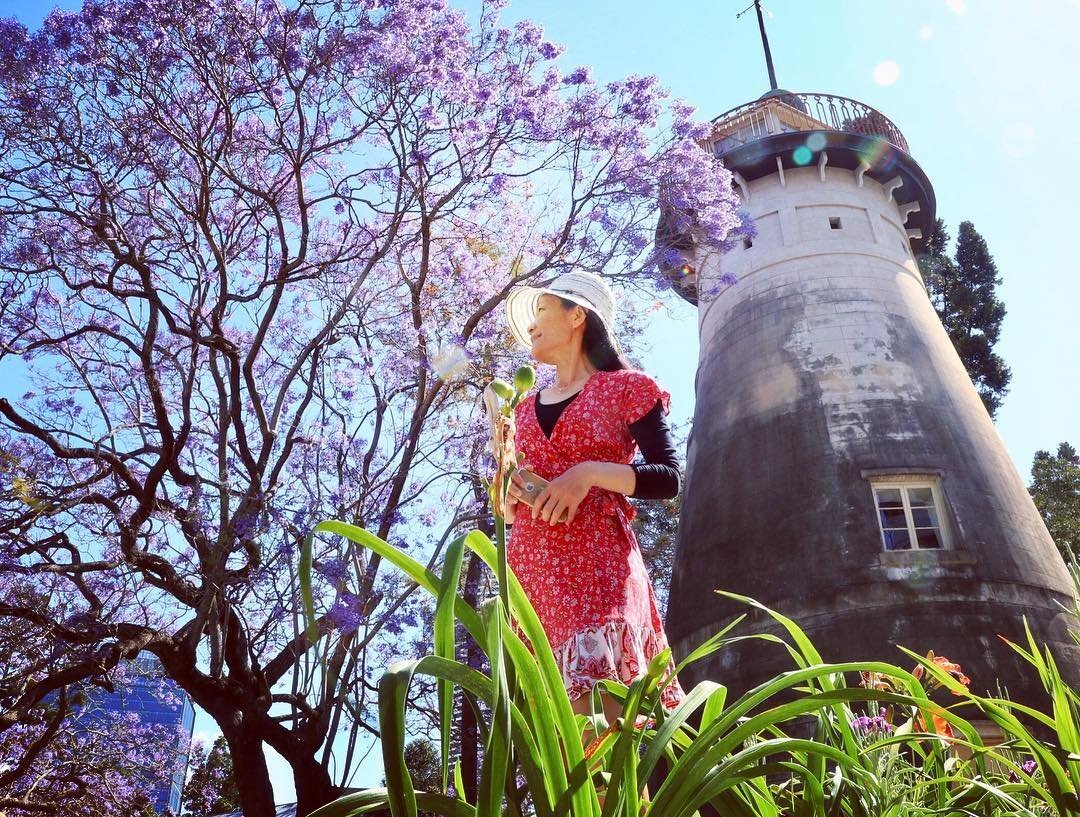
[869,475,952,551]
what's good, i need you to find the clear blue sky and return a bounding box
[4,0,1079,802]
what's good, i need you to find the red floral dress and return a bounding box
[507,368,685,710]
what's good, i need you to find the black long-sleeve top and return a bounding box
[533,393,681,499]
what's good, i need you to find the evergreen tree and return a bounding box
[632,495,680,617]
[403,738,443,795]
[373,739,442,817]
[630,418,688,616]
[919,219,1012,418]
[181,737,240,817]
[1030,442,1080,561]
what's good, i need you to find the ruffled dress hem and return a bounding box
[553,620,686,711]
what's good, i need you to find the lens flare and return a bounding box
[855,137,895,171]
[919,24,935,39]
[946,0,967,15]
[792,146,813,166]
[873,60,900,86]
[432,345,469,380]
[806,132,827,152]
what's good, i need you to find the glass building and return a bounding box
[92,654,196,815]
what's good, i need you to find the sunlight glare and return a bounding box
[873,60,900,86]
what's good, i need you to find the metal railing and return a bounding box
[706,92,909,155]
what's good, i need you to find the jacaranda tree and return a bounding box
[0,0,739,813]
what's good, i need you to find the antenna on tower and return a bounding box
[737,0,779,92]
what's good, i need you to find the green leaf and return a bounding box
[462,530,595,816]
[637,680,724,785]
[477,598,512,817]
[299,532,318,644]
[435,535,467,793]
[514,365,536,394]
[380,661,421,817]
[310,788,477,817]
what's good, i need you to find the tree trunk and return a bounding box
[222,720,277,817]
[292,754,338,817]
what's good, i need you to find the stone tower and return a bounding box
[662,90,1079,708]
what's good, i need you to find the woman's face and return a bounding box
[526,293,585,364]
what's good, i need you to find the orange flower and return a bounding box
[912,651,971,694]
[915,709,955,741]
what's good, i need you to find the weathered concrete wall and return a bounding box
[667,165,1079,705]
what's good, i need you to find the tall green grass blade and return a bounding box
[650,662,921,816]
[715,591,825,669]
[309,788,478,817]
[435,535,467,793]
[499,621,563,817]
[690,738,863,815]
[381,655,558,812]
[600,662,661,817]
[380,660,421,817]
[299,532,318,643]
[477,597,511,817]
[453,760,465,802]
[637,679,723,785]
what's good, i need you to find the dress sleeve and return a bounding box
[619,370,672,426]
[628,401,681,499]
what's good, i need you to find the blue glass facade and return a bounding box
[92,655,196,815]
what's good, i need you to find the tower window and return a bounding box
[870,478,950,551]
[829,216,842,230]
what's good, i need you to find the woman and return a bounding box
[502,270,686,730]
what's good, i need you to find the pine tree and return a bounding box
[632,495,680,616]
[919,219,1012,418]
[181,736,240,817]
[1030,442,1080,561]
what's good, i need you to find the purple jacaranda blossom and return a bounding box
[327,592,364,634]
[564,66,592,85]
[0,670,187,816]
[538,41,563,59]
[315,556,349,586]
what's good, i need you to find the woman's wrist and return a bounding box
[573,461,603,488]
[579,460,636,496]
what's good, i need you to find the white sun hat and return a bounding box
[504,270,620,352]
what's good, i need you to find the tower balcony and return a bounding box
[657,91,934,305]
[704,91,910,157]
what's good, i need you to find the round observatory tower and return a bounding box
[663,89,1079,706]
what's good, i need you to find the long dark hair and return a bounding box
[557,296,631,371]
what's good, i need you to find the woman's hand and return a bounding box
[531,462,595,526]
[503,463,536,525]
[502,484,518,524]
[502,495,517,524]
